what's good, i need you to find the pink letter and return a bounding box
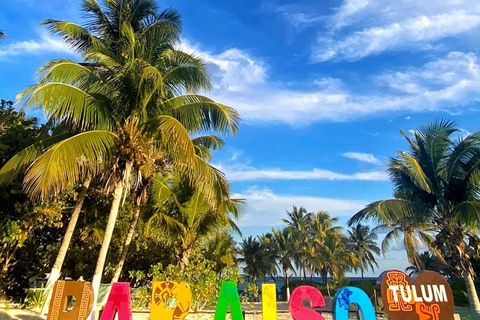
[99,283,132,320]
[289,286,325,320]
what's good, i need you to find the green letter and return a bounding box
[214,282,244,320]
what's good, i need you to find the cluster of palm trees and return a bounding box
[238,207,380,300]
[0,0,240,315]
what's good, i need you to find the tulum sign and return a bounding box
[45,270,454,320]
[380,270,454,320]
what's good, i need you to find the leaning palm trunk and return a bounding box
[463,270,480,316]
[110,205,141,283]
[90,161,133,320]
[41,173,92,315]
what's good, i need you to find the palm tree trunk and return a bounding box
[41,173,92,315]
[463,270,480,316]
[285,269,290,301]
[179,247,191,273]
[90,161,132,320]
[110,205,141,283]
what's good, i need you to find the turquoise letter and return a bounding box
[333,287,375,320]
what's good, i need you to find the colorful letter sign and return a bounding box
[99,282,132,320]
[380,270,454,320]
[214,281,244,320]
[150,281,191,320]
[289,286,326,320]
[262,284,277,320]
[333,287,375,320]
[47,280,94,320]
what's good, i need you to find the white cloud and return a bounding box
[342,152,381,165]
[313,11,480,61]
[195,46,480,124]
[0,31,76,59]
[232,187,368,227]
[215,163,388,182]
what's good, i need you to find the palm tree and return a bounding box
[2,0,240,312]
[202,230,238,274]
[238,236,265,285]
[271,228,295,301]
[371,219,436,271]
[146,174,242,272]
[346,223,380,279]
[282,206,311,279]
[318,232,358,283]
[349,120,480,315]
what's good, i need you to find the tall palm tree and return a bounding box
[2,0,240,312]
[271,228,295,301]
[346,223,380,279]
[238,236,265,285]
[371,219,436,271]
[318,232,358,283]
[282,206,311,279]
[202,230,238,274]
[146,174,241,272]
[349,120,480,315]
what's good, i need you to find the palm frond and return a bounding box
[348,199,430,225]
[158,94,240,136]
[17,82,113,131]
[41,19,101,54]
[0,133,72,185]
[23,130,117,199]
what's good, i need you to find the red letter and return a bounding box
[289,286,326,320]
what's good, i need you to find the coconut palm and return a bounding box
[271,228,296,301]
[146,173,242,272]
[318,232,358,283]
[282,206,311,279]
[371,219,436,271]
[238,236,265,285]
[202,230,238,274]
[1,0,240,312]
[346,223,380,279]
[349,120,480,315]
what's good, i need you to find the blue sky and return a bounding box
[2,0,480,276]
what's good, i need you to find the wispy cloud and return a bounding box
[215,163,388,182]
[342,152,381,165]
[0,31,76,59]
[313,11,480,62]
[232,187,368,227]
[188,41,480,124]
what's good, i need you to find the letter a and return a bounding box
[99,283,132,320]
[262,284,277,320]
[289,286,325,320]
[47,280,94,320]
[214,282,243,320]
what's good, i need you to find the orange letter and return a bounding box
[47,280,94,320]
